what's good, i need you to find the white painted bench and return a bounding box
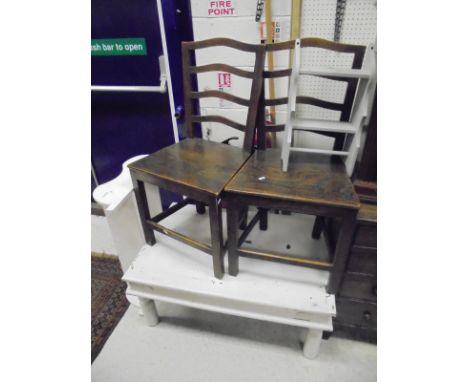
[123,207,336,359]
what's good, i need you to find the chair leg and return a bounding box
[259,208,268,230]
[208,197,224,279]
[227,203,240,276]
[131,178,156,245]
[312,216,326,239]
[239,206,248,230]
[327,213,357,294]
[196,202,206,214]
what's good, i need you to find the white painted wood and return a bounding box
[281,38,301,171]
[292,118,357,133]
[93,155,163,272]
[282,40,376,175]
[123,207,335,358]
[300,66,372,78]
[138,297,159,326]
[290,147,348,156]
[303,328,322,359]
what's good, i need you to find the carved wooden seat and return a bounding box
[129,38,265,279]
[224,38,367,294]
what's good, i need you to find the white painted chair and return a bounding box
[281,38,376,175]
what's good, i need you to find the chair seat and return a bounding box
[225,149,360,210]
[128,138,251,197]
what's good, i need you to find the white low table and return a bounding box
[123,206,336,359]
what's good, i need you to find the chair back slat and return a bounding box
[182,38,265,152]
[191,64,255,79]
[257,38,370,152]
[191,90,251,107]
[192,115,246,132]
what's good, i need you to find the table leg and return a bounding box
[209,197,224,279]
[303,328,322,359]
[138,297,159,326]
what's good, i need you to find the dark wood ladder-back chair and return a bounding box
[128,38,266,279]
[224,38,365,294]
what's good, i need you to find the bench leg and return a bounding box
[303,328,322,359]
[138,297,159,326]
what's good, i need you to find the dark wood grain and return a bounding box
[237,210,260,246]
[146,219,211,254]
[354,225,377,248]
[131,178,156,245]
[237,248,333,270]
[227,203,239,276]
[225,149,360,210]
[128,139,251,197]
[347,247,377,276]
[335,297,377,329]
[357,203,377,223]
[208,198,225,278]
[327,214,356,293]
[340,273,377,301]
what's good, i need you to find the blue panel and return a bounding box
[91,0,195,209]
[91,92,174,183]
[91,0,164,86]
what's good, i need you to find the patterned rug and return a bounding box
[91,253,129,363]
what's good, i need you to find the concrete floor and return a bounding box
[92,302,376,382]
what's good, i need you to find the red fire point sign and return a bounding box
[217,72,231,88]
[208,1,235,16]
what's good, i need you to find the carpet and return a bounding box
[92,253,129,363]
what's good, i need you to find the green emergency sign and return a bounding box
[91,38,147,56]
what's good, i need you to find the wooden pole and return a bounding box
[290,0,302,65]
[264,0,277,147]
